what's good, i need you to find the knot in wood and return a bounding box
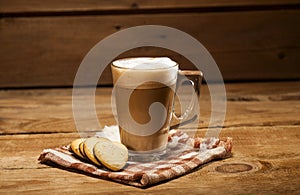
[215,163,253,173]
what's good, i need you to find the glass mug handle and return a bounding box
[170,70,203,129]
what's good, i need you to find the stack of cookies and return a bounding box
[70,137,128,171]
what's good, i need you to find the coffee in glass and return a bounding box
[111,57,201,161]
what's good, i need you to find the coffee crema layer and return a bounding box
[116,83,175,151]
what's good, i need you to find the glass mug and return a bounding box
[111,57,202,161]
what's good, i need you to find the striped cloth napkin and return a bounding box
[38,128,232,187]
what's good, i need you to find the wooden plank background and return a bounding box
[0,1,300,87]
[1,0,300,13]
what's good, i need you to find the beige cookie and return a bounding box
[70,138,85,159]
[94,138,128,171]
[79,142,86,157]
[83,137,102,167]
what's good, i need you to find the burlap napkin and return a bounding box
[38,129,232,187]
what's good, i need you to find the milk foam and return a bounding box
[111,57,178,88]
[112,57,177,69]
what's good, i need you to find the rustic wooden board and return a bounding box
[0,82,299,193]
[0,126,299,194]
[0,10,299,87]
[1,0,299,13]
[0,82,299,135]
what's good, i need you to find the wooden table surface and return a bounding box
[1,81,299,194]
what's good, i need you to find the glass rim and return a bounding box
[111,57,178,70]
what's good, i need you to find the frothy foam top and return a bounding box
[111,57,178,89]
[112,57,177,70]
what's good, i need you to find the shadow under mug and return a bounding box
[111,57,203,161]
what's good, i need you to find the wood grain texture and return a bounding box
[0,126,299,194]
[0,82,299,135]
[1,0,299,13]
[0,10,299,87]
[0,82,299,193]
